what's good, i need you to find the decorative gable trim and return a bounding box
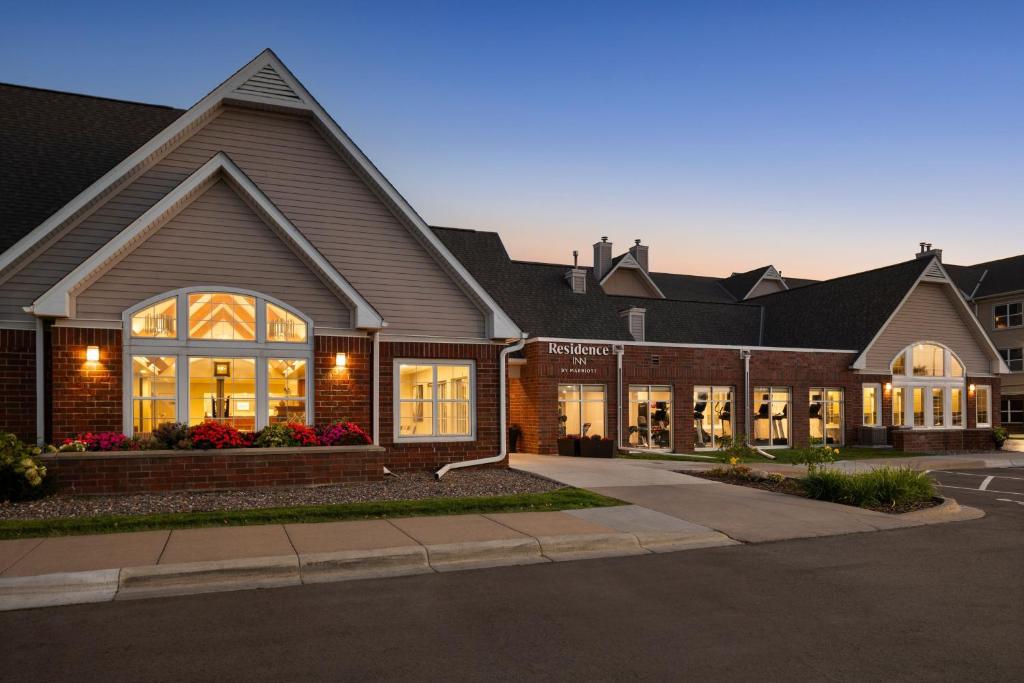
[850,257,1009,374]
[742,265,789,300]
[3,48,519,339]
[29,152,384,329]
[599,253,665,298]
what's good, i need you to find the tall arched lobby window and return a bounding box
[889,342,966,429]
[123,288,313,436]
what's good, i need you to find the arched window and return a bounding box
[123,288,313,436]
[889,342,966,430]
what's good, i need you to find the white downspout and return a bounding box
[372,330,381,447]
[35,318,45,446]
[435,334,527,479]
[742,348,775,460]
[615,344,624,450]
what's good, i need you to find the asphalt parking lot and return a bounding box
[929,466,1024,511]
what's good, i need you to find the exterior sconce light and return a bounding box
[213,361,232,378]
[335,352,347,368]
[969,384,976,394]
[86,346,100,362]
[884,382,892,393]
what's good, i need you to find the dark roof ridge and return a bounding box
[746,257,930,302]
[599,291,764,309]
[0,82,183,111]
[951,252,1024,269]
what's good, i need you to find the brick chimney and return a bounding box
[915,242,942,262]
[593,237,613,279]
[628,239,649,272]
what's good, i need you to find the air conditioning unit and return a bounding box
[858,426,888,447]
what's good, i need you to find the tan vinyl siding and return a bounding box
[1,105,485,336]
[864,282,992,374]
[977,296,1024,392]
[75,180,351,328]
[233,65,302,103]
[602,269,657,297]
[747,278,786,298]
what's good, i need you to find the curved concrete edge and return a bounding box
[537,532,647,562]
[896,497,985,525]
[0,568,119,612]
[634,531,740,553]
[117,555,301,601]
[299,546,431,583]
[425,537,549,572]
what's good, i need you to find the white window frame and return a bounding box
[993,302,1023,329]
[809,387,844,446]
[625,384,674,451]
[558,384,608,439]
[129,355,178,435]
[122,288,314,436]
[393,359,476,443]
[889,342,968,431]
[693,385,735,450]
[861,384,882,427]
[751,385,792,449]
[1002,397,1024,425]
[975,385,991,428]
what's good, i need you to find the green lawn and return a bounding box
[620,447,916,465]
[0,487,624,540]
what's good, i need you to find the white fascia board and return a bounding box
[4,48,518,339]
[31,152,384,329]
[598,254,666,298]
[850,257,1010,373]
[527,336,858,354]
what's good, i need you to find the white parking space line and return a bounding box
[979,476,995,491]
[996,498,1024,507]
[934,483,1024,497]
[933,470,1024,482]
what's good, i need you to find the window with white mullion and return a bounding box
[396,361,475,441]
[993,302,1023,329]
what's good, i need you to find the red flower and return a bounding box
[189,421,247,449]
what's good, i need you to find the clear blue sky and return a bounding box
[2,1,1021,278]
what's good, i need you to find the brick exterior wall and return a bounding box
[50,327,123,442]
[511,341,1002,455]
[0,329,36,442]
[314,335,372,430]
[41,446,385,494]
[891,429,996,453]
[378,341,503,471]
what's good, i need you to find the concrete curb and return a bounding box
[633,531,740,553]
[424,537,548,572]
[0,569,119,612]
[299,546,431,583]
[536,532,647,562]
[117,555,301,601]
[897,496,985,525]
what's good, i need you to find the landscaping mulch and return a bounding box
[0,469,562,521]
[687,471,940,515]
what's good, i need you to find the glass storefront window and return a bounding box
[810,388,843,445]
[188,357,257,430]
[558,385,606,438]
[131,356,176,434]
[753,386,791,447]
[268,359,307,424]
[693,386,733,449]
[627,386,672,449]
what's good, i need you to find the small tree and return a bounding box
[791,442,838,472]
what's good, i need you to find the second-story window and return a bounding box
[994,302,1023,329]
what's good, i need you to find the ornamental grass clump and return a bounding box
[800,467,935,509]
[0,432,48,502]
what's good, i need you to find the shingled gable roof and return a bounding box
[0,84,184,254]
[719,266,774,300]
[751,258,932,352]
[1,50,520,339]
[946,253,1024,300]
[432,227,762,345]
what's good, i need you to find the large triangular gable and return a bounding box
[31,153,384,328]
[599,253,665,298]
[851,256,1008,374]
[5,49,520,339]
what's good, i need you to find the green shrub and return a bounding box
[714,433,758,464]
[800,467,935,509]
[993,427,1009,449]
[0,432,49,502]
[152,422,191,450]
[790,443,839,471]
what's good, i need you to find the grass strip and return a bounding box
[0,487,624,540]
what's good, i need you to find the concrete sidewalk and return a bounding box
[0,506,734,611]
[512,453,985,544]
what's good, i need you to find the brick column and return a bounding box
[51,327,122,441]
[0,328,37,442]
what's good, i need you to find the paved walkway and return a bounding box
[511,453,985,543]
[0,506,734,611]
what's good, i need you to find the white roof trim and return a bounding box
[598,253,665,298]
[3,48,519,340]
[742,265,789,300]
[850,257,1009,374]
[30,152,384,329]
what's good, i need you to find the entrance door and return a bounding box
[627,385,672,449]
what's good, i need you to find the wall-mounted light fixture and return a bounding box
[884,382,892,393]
[86,346,100,362]
[335,352,347,368]
[969,384,976,394]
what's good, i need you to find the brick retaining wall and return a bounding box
[890,428,996,453]
[41,446,386,495]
